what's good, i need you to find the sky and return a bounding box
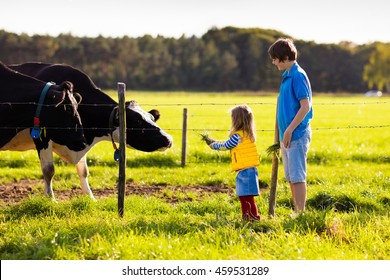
[1,0,389,44]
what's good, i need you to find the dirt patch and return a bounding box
[0,179,235,205]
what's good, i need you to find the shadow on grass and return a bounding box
[0,236,57,260]
[126,156,179,168]
[0,159,31,168]
[55,155,181,168]
[1,196,96,220]
[307,192,379,212]
[351,155,390,164]
[379,196,390,208]
[282,211,328,234]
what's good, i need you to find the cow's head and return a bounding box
[36,81,87,151]
[112,101,172,152]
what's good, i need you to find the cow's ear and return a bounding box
[47,85,66,105]
[48,81,73,105]
[149,109,160,122]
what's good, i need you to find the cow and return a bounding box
[0,61,87,199]
[9,62,173,200]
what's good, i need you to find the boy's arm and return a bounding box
[283,98,310,148]
[210,134,241,151]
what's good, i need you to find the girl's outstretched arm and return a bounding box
[210,134,241,151]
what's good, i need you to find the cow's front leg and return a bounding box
[38,145,56,201]
[76,155,95,200]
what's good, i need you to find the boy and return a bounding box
[268,38,313,214]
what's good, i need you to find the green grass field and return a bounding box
[0,92,389,260]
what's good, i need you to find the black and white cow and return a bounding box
[9,62,173,200]
[0,62,87,199]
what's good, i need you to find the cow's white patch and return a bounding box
[38,144,55,197]
[52,135,111,164]
[111,128,135,150]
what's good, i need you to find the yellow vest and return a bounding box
[230,130,259,171]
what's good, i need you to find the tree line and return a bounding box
[0,27,389,93]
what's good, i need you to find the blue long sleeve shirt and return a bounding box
[210,134,241,150]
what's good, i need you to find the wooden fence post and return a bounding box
[181,108,188,167]
[117,82,126,217]
[268,112,280,217]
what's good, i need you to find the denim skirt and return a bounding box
[235,167,260,196]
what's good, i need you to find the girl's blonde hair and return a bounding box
[229,104,256,141]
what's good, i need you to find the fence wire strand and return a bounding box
[0,100,389,166]
[1,100,389,107]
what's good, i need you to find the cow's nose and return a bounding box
[166,134,173,147]
[158,134,173,151]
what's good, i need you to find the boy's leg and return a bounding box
[289,182,296,211]
[284,131,310,214]
[290,182,306,213]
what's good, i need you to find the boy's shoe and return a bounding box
[289,212,304,219]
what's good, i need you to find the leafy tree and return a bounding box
[0,28,386,93]
[363,43,390,92]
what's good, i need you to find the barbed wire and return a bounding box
[84,101,390,107]
[163,125,390,132]
[0,124,389,132]
[311,124,390,130]
[0,153,388,166]
[1,100,389,107]
[314,101,390,105]
[0,128,388,167]
[0,100,388,167]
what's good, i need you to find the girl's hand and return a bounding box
[205,137,215,145]
[200,133,215,145]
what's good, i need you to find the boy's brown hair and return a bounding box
[268,38,297,61]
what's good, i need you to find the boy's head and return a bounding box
[268,38,297,62]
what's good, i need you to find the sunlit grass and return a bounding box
[1,195,389,260]
[0,92,389,259]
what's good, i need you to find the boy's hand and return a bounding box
[283,129,292,148]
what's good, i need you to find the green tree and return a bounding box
[363,43,390,92]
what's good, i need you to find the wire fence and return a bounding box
[2,100,389,107]
[0,100,389,166]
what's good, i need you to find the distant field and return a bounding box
[0,92,389,260]
[1,92,387,188]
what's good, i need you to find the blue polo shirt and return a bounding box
[277,62,313,142]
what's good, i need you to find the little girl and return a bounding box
[207,104,261,221]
